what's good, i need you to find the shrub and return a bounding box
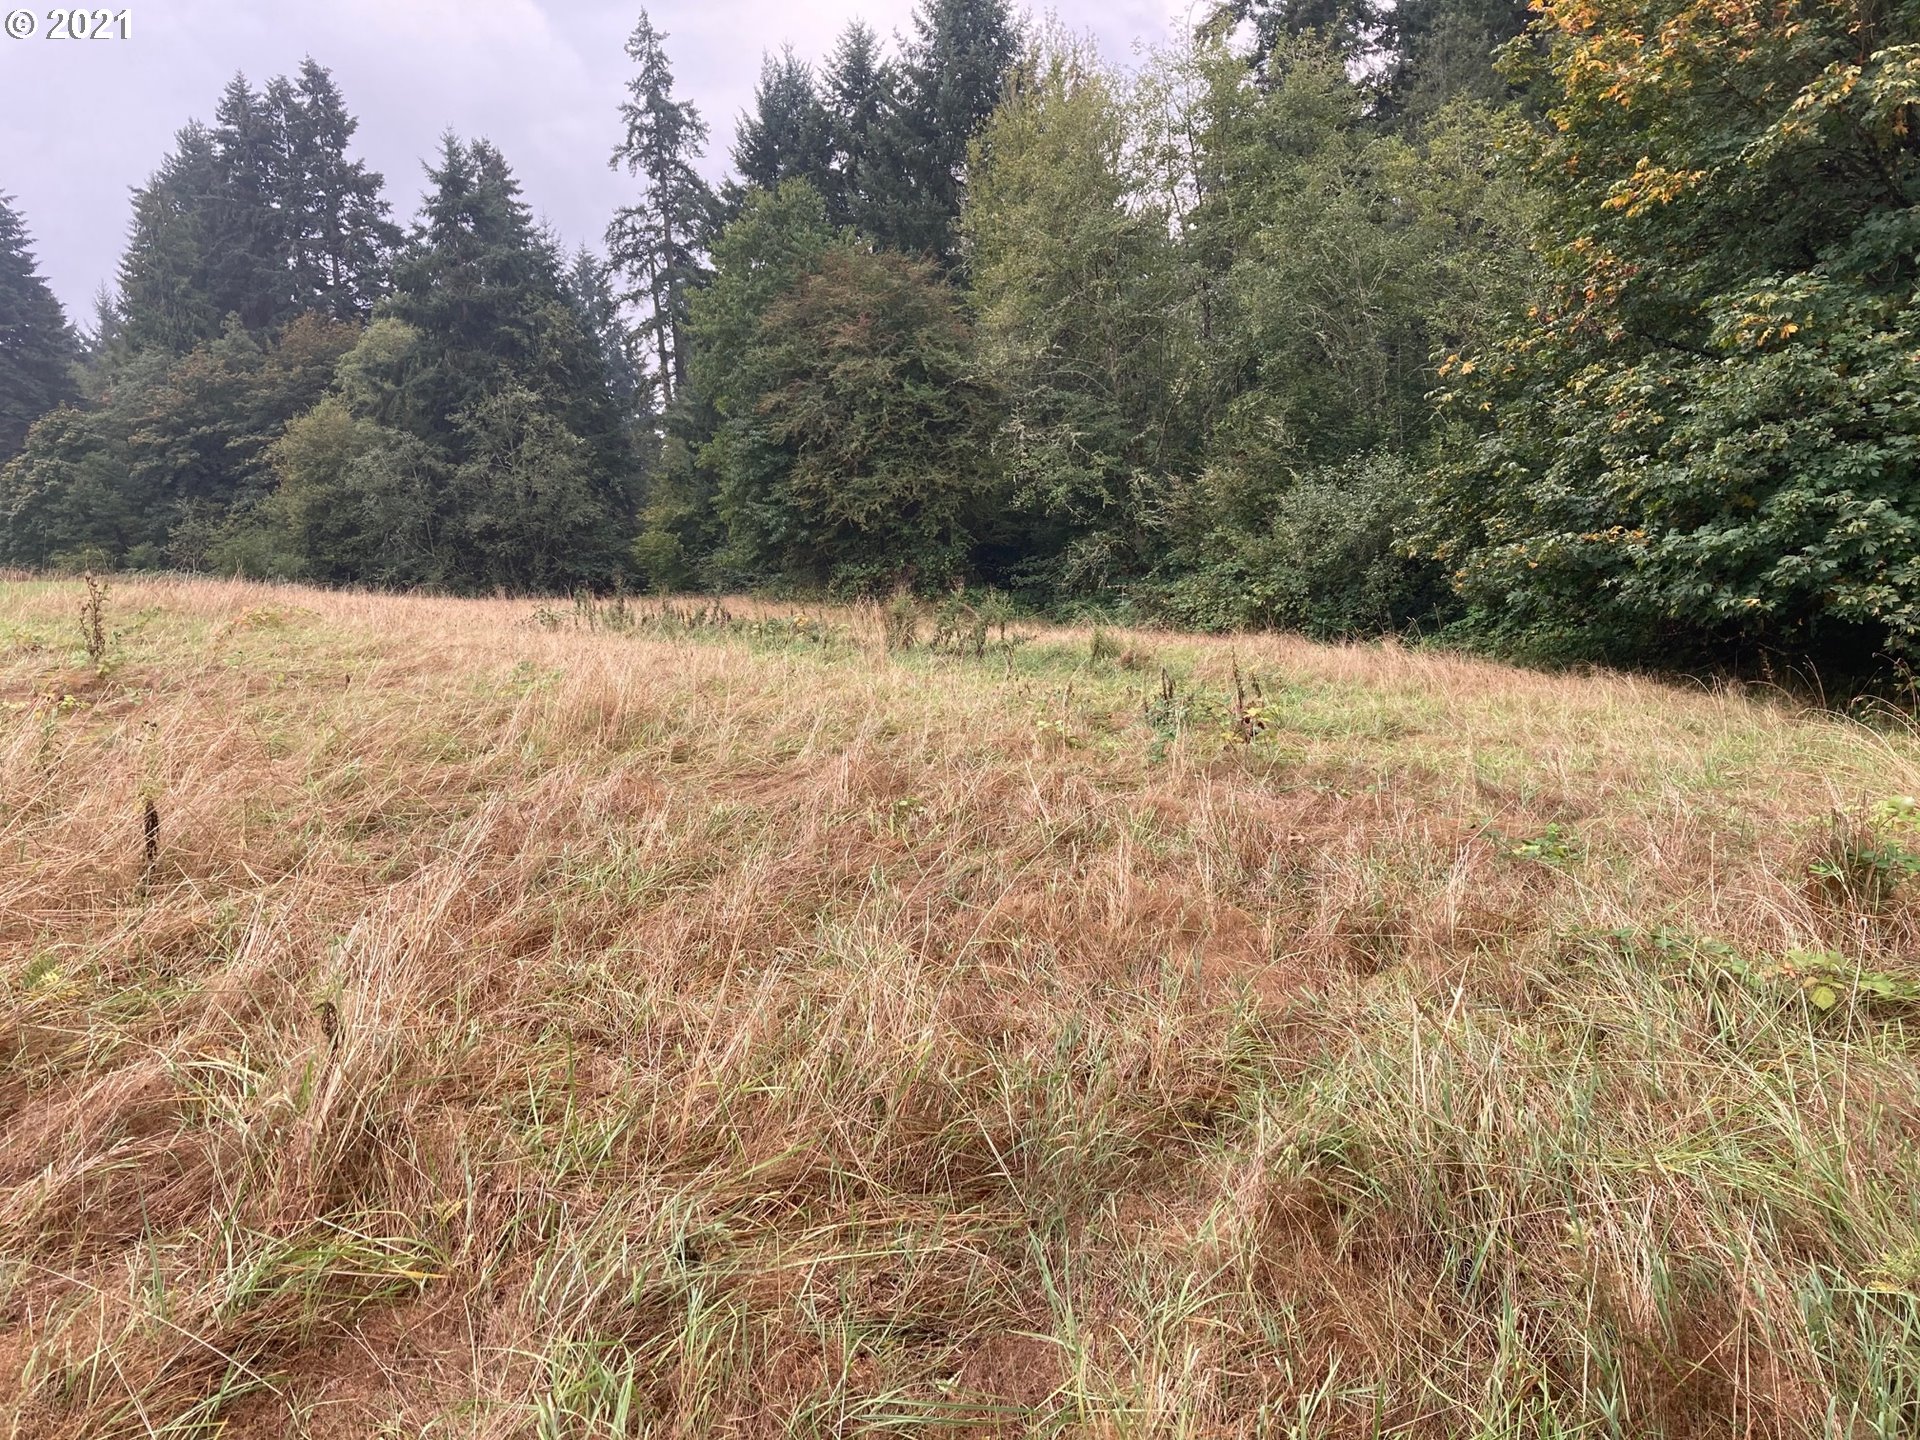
[1161,451,1450,637]
[631,528,690,593]
[882,591,920,651]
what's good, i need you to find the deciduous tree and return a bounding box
[1427,0,1920,668]
[963,30,1199,591]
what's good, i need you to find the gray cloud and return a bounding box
[0,0,1189,322]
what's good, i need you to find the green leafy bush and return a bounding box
[1160,452,1451,637]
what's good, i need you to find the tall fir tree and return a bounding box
[1197,0,1385,74]
[877,0,1021,261]
[368,136,634,587]
[564,245,650,444]
[1376,0,1533,120]
[79,284,128,388]
[731,245,999,587]
[281,59,401,319]
[691,181,997,588]
[820,21,897,234]
[119,123,222,355]
[206,73,291,332]
[0,194,81,463]
[388,137,572,427]
[125,312,359,547]
[607,9,716,410]
[117,67,393,355]
[1200,0,1532,115]
[729,47,836,205]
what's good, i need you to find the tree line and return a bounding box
[2,0,1915,677]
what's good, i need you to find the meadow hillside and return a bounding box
[4,575,1920,1439]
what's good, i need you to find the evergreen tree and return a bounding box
[691,181,997,588]
[685,181,837,581]
[383,138,630,472]
[607,9,716,409]
[78,285,129,391]
[745,246,998,586]
[386,135,552,427]
[689,182,837,419]
[0,401,145,568]
[820,21,898,234]
[125,317,269,522]
[564,246,649,442]
[0,194,81,463]
[119,123,222,355]
[1,307,356,572]
[878,0,1021,261]
[117,68,393,354]
[127,312,358,541]
[1201,0,1533,117]
[730,47,835,202]
[1197,0,1385,75]
[1376,0,1533,120]
[344,136,634,588]
[206,73,291,332]
[281,59,401,319]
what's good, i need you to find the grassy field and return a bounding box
[3,575,1920,1438]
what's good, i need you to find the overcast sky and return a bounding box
[0,0,1196,321]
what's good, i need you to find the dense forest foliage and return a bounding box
[3,0,1917,676]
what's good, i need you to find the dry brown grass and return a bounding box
[3,574,1919,1438]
